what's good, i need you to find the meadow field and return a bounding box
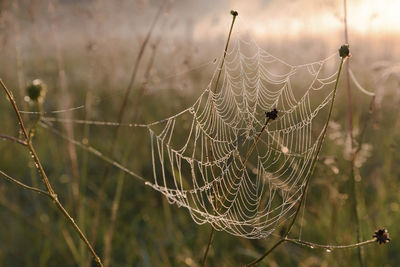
[0,0,399,266]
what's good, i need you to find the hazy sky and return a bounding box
[174,0,400,41]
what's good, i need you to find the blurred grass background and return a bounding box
[0,0,399,266]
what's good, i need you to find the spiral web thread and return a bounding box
[43,39,342,239]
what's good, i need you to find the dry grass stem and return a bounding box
[246,54,346,267]
[88,4,166,260]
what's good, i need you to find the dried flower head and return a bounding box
[230,10,238,16]
[26,79,47,103]
[373,228,390,245]
[266,108,278,120]
[339,44,350,58]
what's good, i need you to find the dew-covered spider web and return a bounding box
[42,39,342,239]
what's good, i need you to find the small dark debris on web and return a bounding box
[266,108,278,120]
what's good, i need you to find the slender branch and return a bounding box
[62,228,82,265]
[12,0,26,109]
[285,237,376,250]
[245,239,285,267]
[0,194,75,265]
[203,117,271,267]
[103,38,162,267]
[0,78,103,267]
[28,101,44,141]
[0,134,27,146]
[245,235,376,267]
[0,169,51,197]
[241,118,271,168]
[286,57,345,237]
[355,96,375,155]
[343,1,363,266]
[202,226,216,267]
[88,2,166,257]
[49,0,81,219]
[246,54,347,267]
[202,10,238,267]
[213,10,238,94]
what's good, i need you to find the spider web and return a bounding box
[42,39,341,239]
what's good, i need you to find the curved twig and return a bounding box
[0,169,51,197]
[0,134,27,146]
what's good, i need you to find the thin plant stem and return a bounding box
[202,10,238,267]
[48,0,81,211]
[205,116,272,266]
[213,11,238,94]
[285,237,376,250]
[343,1,363,265]
[244,236,377,265]
[246,55,346,267]
[12,1,26,109]
[0,78,104,267]
[201,226,216,266]
[103,39,161,267]
[78,59,93,267]
[0,134,27,146]
[0,194,49,235]
[202,119,271,267]
[28,101,44,141]
[88,3,166,258]
[355,96,375,155]
[0,169,51,197]
[241,118,271,168]
[0,194,75,265]
[62,228,82,264]
[79,1,104,262]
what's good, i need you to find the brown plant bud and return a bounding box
[339,44,350,58]
[373,228,391,245]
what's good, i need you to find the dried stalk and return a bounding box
[48,0,81,212]
[285,237,376,251]
[88,2,166,265]
[202,10,238,266]
[246,52,347,267]
[0,134,27,146]
[103,39,161,267]
[0,169,50,197]
[343,1,363,265]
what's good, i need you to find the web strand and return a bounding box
[41,39,342,239]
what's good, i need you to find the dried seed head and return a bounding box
[339,44,350,58]
[266,108,278,120]
[26,79,47,103]
[373,228,391,245]
[230,10,238,17]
